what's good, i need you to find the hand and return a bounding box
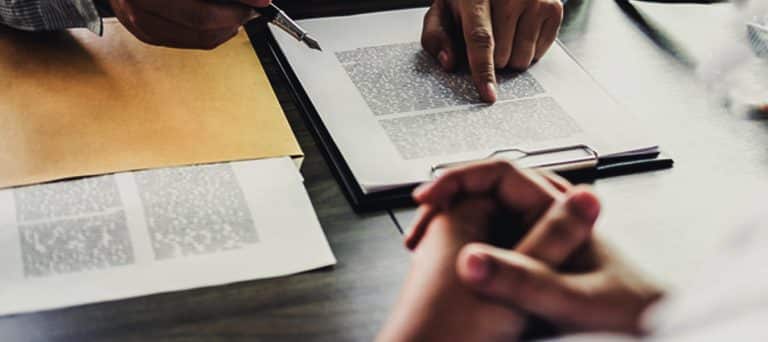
[421,0,564,102]
[408,161,661,334]
[379,162,602,341]
[378,198,525,341]
[106,0,270,49]
[406,160,576,250]
[456,238,663,335]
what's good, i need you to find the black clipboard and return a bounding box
[257,29,673,213]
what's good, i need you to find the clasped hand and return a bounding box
[378,161,661,341]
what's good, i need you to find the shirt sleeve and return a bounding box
[0,0,102,34]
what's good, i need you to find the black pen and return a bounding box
[559,152,674,184]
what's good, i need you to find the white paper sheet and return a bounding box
[271,8,658,193]
[0,157,335,316]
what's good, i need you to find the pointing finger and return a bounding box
[460,0,497,102]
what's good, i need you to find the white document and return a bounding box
[0,157,336,315]
[271,8,657,193]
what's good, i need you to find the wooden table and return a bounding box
[2,0,766,341]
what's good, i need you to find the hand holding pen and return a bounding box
[101,0,319,51]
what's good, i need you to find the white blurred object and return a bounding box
[698,0,768,116]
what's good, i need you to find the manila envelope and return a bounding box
[0,19,302,189]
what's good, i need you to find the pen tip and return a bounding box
[303,35,322,51]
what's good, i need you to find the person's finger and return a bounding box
[508,6,542,70]
[457,244,589,323]
[533,2,563,62]
[413,161,560,220]
[459,0,497,102]
[127,6,240,49]
[538,171,572,193]
[421,0,458,71]
[461,242,662,334]
[449,197,499,233]
[490,0,523,69]
[515,186,601,266]
[133,0,254,31]
[405,204,439,250]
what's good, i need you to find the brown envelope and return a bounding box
[0,20,302,189]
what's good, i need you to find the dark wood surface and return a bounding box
[3,1,767,341]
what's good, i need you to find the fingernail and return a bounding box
[567,191,600,223]
[466,252,493,284]
[438,50,450,70]
[483,82,497,103]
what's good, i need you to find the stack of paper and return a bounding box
[0,19,334,315]
[0,157,335,315]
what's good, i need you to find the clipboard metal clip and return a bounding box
[430,144,599,179]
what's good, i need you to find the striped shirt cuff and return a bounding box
[40,0,103,34]
[0,0,103,34]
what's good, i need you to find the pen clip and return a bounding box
[430,144,599,179]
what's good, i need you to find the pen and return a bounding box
[256,4,322,51]
[559,151,674,184]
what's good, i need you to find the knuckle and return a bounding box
[498,4,519,21]
[543,0,564,14]
[491,160,514,174]
[537,0,564,22]
[468,27,494,49]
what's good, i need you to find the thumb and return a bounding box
[456,243,586,323]
[421,0,457,71]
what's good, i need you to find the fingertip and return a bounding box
[566,187,601,224]
[458,244,495,286]
[413,177,458,208]
[478,82,497,103]
[404,236,416,250]
[438,50,454,71]
[412,182,433,202]
[465,252,492,284]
